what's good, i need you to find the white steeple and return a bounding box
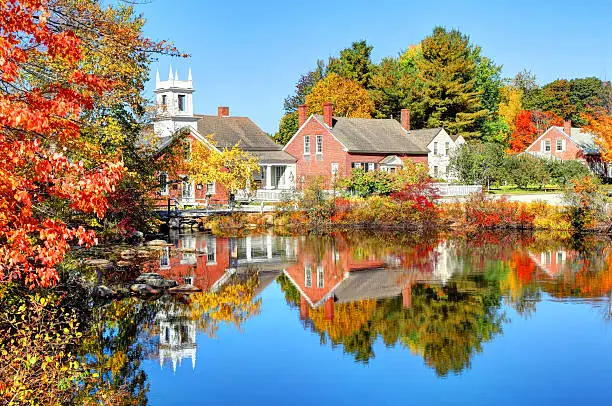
[188,67,193,82]
[155,68,160,86]
[153,65,198,138]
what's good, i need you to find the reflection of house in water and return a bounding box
[158,233,231,292]
[283,238,464,320]
[157,303,196,373]
[157,233,298,293]
[529,249,575,278]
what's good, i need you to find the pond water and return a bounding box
[87,231,612,405]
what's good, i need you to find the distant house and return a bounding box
[524,120,611,179]
[405,127,465,180]
[282,103,429,187]
[152,67,296,206]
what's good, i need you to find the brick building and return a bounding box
[524,120,611,179]
[282,103,429,187]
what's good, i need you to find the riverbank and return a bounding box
[197,192,611,236]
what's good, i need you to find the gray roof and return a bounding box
[554,126,601,155]
[333,268,411,303]
[195,114,282,151]
[405,127,444,150]
[249,150,296,164]
[315,115,429,154]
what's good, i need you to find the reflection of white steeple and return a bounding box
[157,303,197,373]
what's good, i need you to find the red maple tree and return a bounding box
[0,1,176,287]
[508,110,537,153]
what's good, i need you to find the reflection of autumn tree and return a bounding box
[309,300,376,342]
[277,273,301,307]
[297,279,505,376]
[399,283,505,376]
[187,275,262,337]
[75,298,159,405]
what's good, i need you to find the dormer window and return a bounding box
[178,94,186,112]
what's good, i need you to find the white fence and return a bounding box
[433,183,482,197]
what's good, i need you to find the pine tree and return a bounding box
[412,27,487,139]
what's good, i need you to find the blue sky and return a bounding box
[136,0,611,134]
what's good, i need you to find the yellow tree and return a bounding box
[305,73,375,117]
[584,114,612,163]
[498,86,523,132]
[184,136,260,194]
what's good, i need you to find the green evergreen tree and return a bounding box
[412,27,488,139]
[327,40,374,88]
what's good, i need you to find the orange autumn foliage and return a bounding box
[508,110,536,153]
[583,114,612,163]
[0,0,175,287]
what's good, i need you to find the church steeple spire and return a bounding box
[168,65,173,81]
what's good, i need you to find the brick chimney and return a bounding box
[324,297,334,321]
[298,104,307,127]
[401,109,411,132]
[563,119,572,136]
[217,106,229,117]
[323,102,333,127]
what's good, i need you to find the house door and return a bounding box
[181,178,195,203]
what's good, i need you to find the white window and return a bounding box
[353,162,362,169]
[178,94,185,111]
[367,163,375,172]
[161,95,167,109]
[331,163,339,178]
[542,140,551,152]
[304,135,310,154]
[433,142,438,155]
[445,142,450,155]
[316,135,323,154]
[184,276,194,285]
[305,265,312,288]
[206,182,215,195]
[181,177,194,201]
[433,166,439,177]
[159,172,169,195]
[317,265,324,288]
[556,139,564,151]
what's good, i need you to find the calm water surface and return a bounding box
[95,231,612,405]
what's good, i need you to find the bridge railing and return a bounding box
[235,189,296,202]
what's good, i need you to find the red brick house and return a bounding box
[524,120,611,179]
[282,103,429,187]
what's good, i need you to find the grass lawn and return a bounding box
[488,185,560,195]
